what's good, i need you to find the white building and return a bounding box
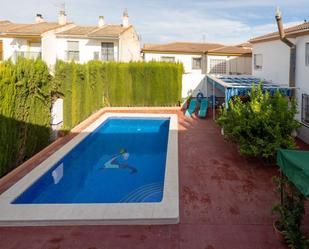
[250,21,309,143]
[0,10,141,67]
[142,42,252,97]
[0,15,73,62]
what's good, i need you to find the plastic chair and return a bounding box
[185,98,197,117]
[198,98,208,118]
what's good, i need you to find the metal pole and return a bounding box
[280,169,284,206]
[213,79,215,120]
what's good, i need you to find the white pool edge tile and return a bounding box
[0,113,179,226]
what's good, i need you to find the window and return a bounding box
[254,54,263,70]
[305,43,309,66]
[93,52,100,60]
[101,42,114,61]
[209,59,227,74]
[28,42,41,59]
[302,94,309,125]
[67,41,79,61]
[160,56,175,62]
[192,57,202,70]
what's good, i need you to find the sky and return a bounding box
[0,0,308,45]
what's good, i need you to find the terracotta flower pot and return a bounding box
[273,221,285,243]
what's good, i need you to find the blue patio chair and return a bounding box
[185,98,197,117]
[198,98,208,118]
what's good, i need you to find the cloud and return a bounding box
[138,8,302,44]
[0,0,307,44]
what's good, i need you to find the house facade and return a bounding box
[250,22,309,143]
[142,42,252,97]
[0,10,141,67]
[142,42,252,75]
[0,15,73,62]
[44,11,141,67]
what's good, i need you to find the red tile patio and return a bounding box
[0,108,308,249]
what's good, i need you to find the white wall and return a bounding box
[55,37,119,63]
[42,32,57,68]
[42,24,75,68]
[252,37,309,121]
[182,73,206,98]
[252,37,309,143]
[48,26,139,64]
[119,27,141,62]
[252,40,291,85]
[2,38,29,60]
[144,52,203,74]
[295,35,309,124]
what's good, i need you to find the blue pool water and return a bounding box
[13,117,170,204]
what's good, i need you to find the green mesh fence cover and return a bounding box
[277,149,309,197]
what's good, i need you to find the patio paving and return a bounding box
[0,108,308,249]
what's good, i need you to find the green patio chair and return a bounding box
[198,98,208,118]
[185,98,197,117]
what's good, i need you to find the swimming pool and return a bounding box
[0,113,178,225]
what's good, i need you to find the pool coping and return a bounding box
[0,113,179,226]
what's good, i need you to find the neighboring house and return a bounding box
[142,42,252,97]
[45,10,141,66]
[250,21,309,143]
[0,10,141,67]
[143,42,221,74]
[142,42,252,75]
[0,13,73,63]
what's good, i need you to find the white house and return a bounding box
[250,21,309,143]
[0,14,73,62]
[44,10,141,67]
[142,42,252,97]
[0,10,141,67]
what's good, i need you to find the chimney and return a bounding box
[275,8,296,90]
[35,14,44,23]
[98,16,105,27]
[122,9,129,28]
[58,10,67,25]
[275,7,294,47]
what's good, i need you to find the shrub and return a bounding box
[217,85,300,159]
[0,58,52,177]
[272,176,308,248]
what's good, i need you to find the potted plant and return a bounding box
[272,176,308,248]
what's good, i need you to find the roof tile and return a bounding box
[57,25,130,37]
[142,42,223,53]
[143,42,252,54]
[0,22,69,35]
[250,22,309,43]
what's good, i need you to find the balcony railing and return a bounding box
[66,51,80,62]
[13,51,41,60]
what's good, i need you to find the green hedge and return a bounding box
[0,58,52,177]
[55,61,183,129]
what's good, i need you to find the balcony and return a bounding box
[66,51,80,62]
[13,51,41,60]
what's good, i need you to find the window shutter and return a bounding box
[305,43,309,66]
[101,43,114,61]
[68,41,79,51]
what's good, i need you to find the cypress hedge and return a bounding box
[55,61,183,130]
[0,58,52,177]
[0,59,182,176]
